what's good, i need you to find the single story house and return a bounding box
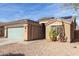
[39,16,76,42]
[0,19,44,41]
[0,16,79,43]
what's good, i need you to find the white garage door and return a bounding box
[8,27,24,41]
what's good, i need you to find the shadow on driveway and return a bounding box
[1,53,25,56]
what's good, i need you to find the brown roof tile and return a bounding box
[0,19,39,26]
[60,16,72,19]
[45,18,72,26]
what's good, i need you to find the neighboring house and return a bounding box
[0,19,44,41]
[39,16,76,42]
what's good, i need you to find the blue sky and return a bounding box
[0,3,79,25]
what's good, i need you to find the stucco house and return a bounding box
[39,16,76,42]
[0,19,44,41]
[0,16,78,43]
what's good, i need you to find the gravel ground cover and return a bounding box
[0,39,79,56]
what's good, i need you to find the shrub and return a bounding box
[49,28,58,41]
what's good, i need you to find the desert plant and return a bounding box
[49,28,58,41]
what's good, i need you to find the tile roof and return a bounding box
[0,16,75,26]
[5,19,29,25]
[39,17,55,20]
[0,22,5,26]
[0,19,39,26]
[45,16,74,26]
[60,16,72,19]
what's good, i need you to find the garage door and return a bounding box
[8,27,24,41]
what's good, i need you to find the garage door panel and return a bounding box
[8,27,24,41]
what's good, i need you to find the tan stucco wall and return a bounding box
[46,21,71,42]
[46,21,62,41]
[23,24,28,41]
[46,25,51,41]
[28,23,44,40]
[64,23,71,42]
[4,26,8,38]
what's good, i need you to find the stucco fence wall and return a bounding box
[74,30,79,42]
[64,23,71,42]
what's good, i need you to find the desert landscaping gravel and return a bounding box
[0,39,79,56]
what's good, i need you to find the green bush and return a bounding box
[49,28,58,41]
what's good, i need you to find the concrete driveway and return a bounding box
[0,38,21,46]
[0,38,36,46]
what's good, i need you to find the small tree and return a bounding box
[62,3,79,25]
[49,28,58,41]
